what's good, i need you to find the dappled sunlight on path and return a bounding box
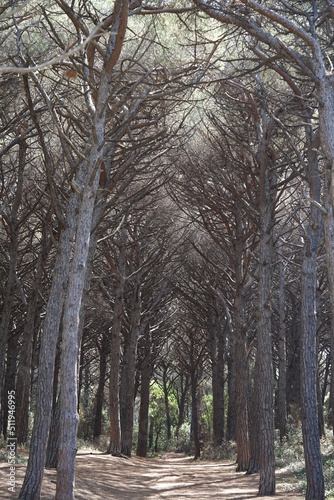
[0,451,303,499]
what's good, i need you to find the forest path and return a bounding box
[1,451,303,499]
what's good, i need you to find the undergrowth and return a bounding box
[200,426,334,498]
[275,426,334,498]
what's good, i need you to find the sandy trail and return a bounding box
[0,451,303,499]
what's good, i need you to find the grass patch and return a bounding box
[275,427,334,498]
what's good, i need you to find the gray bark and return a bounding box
[55,146,104,500]
[120,276,141,456]
[136,346,152,457]
[277,239,287,441]
[257,144,276,496]
[0,138,26,430]
[234,206,250,471]
[209,307,225,446]
[16,228,50,445]
[108,228,127,456]
[19,185,81,499]
[300,112,324,500]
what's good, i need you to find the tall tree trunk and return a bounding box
[316,289,325,438]
[0,138,26,432]
[162,365,172,442]
[210,307,225,446]
[136,353,152,457]
[93,334,109,440]
[247,356,260,475]
[190,370,200,459]
[3,329,19,438]
[120,278,141,457]
[108,227,127,455]
[176,374,189,437]
[55,0,130,489]
[148,418,154,450]
[286,292,301,416]
[19,173,81,500]
[234,206,250,471]
[299,106,325,500]
[16,229,50,445]
[46,396,61,469]
[277,239,287,442]
[300,216,324,500]
[323,181,334,436]
[55,150,103,500]
[257,147,276,496]
[226,311,236,442]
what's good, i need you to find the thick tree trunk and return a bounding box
[46,396,61,469]
[19,185,81,500]
[108,227,127,456]
[55,0,130,486]
[56,155,102,500]
[319,70,334,443]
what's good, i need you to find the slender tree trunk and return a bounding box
[190,370,200,459]
[257,140,277,496]
[120,279,141,457]
[210,308,225,446]
[300,225,324,500]
[162,366,172,442]
[16,229,50,445]
[277,239,287,442]
[0,138,26,431]
[176,374,188,436]
[234,206,250,471]
[247,356,260,474]
[108,227,127,455]
[299,105,325,500]
[136,356,152,457]
[226,311,236,442]
[3,329,19,438]
[148,418,154,450]
[323,189,334,436]
[316,289,325,438]
[93,334,109,440]
[286,292,301,415]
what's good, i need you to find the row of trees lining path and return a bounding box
[1,1,334,498]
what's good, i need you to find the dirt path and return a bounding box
[0,452,303,499]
